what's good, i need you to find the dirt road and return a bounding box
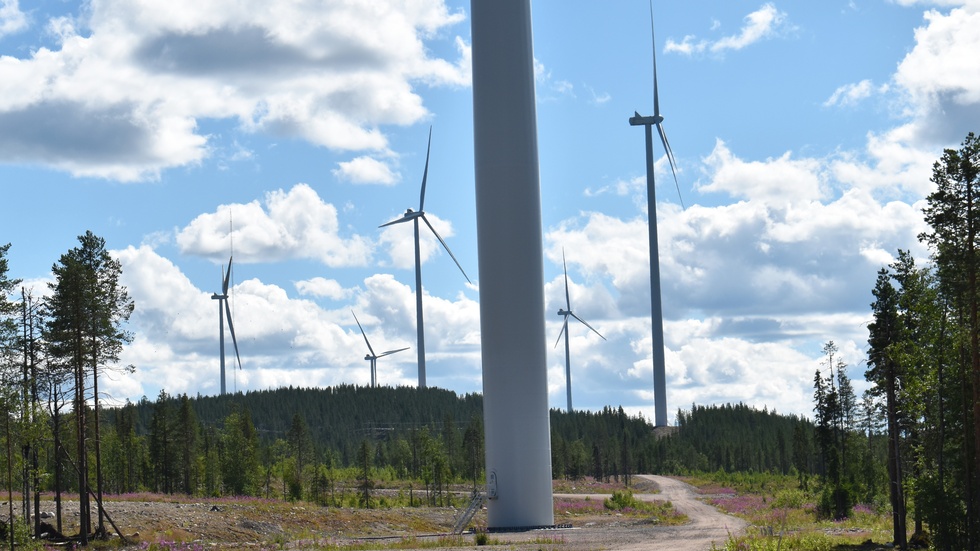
[544,475,747,551]
[630,475,747,550]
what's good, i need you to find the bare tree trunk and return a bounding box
[75,343,89,545]
[886,360,907,548]
[91,348,105,536]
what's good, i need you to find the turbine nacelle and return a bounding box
[629,112,664,126]
[380,209,424,227]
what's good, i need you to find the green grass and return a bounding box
[687,472,895,551]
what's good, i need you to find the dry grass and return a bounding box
[22,480,682,550]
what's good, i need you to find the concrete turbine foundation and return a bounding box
[471,0,555,530]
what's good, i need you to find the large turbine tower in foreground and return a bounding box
[630,1,681,428]
[471,0,554,529]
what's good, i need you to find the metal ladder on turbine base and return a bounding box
[452,492,486,534]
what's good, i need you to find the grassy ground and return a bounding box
[12,477,684,550]
[683,472,895,551]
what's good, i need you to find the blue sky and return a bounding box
[2,0,978,422]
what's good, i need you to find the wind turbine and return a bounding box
[554,250,606,413]
[211,256,242,396]
[380,127,470,388]
[629,0,681,428]
[352,310,409,388]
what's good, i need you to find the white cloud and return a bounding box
[333,156,401,185]
[891,2,980,146]
[699,139,827,204]
[585,85,612,105]
[541,119,935,419]
[0,0,27,37]
[665,3,791,56]
[176,183,374,267]
[534,58,576,101]
[712,3,790,52]
[0,0,469,180]
[111,244,480,400]
[824,79,884,107]
[295,277,354,300]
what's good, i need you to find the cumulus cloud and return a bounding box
[111,244,479,401]
[295,277,355,300]
[541,125,932,419]
[892,2,980,146]
[176,183,374,267]
[699,139,828,204]
[333,156,401,185]
[665,3,792,56]
[0,0,27,37]
[0,0,469,180]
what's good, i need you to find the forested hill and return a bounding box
[115,385,812,475]
[126,385,484,460]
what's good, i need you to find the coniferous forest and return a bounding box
[1,132,980,550]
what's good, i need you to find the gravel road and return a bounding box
[493,474,748,551]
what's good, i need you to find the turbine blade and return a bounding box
[570,312,606,341]
[554,316,569,349]
[222,256,233,293]
[225,300,243,370]
[562,249,571,310]
[649,0,661,117]
[656,123,684,208]
[421,215,471,283]
[379,215,412,229]
[351,310,376,357]
[419,126,432,212]
[378,347,410,357]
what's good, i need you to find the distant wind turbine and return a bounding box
[554,250,605,413]
[211,256,242,396]
[380,127,470,388]
[629,0,681,427]
[352,310,409,388]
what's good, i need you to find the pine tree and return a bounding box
[921,132,980,548]
[357,439,373,508]
[867,269,908,546]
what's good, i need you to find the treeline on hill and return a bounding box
[94,387,821,499]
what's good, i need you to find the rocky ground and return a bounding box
[21,476,745,550]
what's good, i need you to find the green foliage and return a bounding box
[603,489,647,511]
[816,483,852,521]
[716,532,837,551]
[95,387,826,501]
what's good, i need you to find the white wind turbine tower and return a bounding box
[629,0,682,428]
[380,127,470,388]
[352,310,409,388]
[554,250,605,413]
[211,256,242,396]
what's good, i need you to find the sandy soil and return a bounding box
[23,475,746,550]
